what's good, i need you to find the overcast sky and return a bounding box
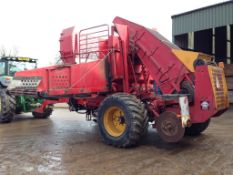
[0,0,227,67]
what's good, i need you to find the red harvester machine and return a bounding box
[7,17,229,147]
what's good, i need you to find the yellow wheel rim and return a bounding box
[103,106,126,137]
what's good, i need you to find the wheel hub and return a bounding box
[156,112,184,143]
[118,116,125,125]
[161,120,178,136]
[103,106,126,137]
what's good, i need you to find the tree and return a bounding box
[0,46,18,58]
[0,46,7,57]
[54,52,62,64]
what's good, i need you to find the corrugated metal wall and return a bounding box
[172,1,233,36]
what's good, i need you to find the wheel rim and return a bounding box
[161,119,178,136]
[157,112,185,142]
[103,106,126,137]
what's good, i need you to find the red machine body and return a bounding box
[8,17,229,146]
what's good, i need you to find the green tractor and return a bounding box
[0,56,37,87]
[0,56,53,123]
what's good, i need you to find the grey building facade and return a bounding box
[172,1,233,64]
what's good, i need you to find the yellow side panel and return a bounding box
[172,50,199,72]
[208,66,229,110]
[172,49,213,72]
[221,70,230,108]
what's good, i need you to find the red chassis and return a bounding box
[8,17,229,146]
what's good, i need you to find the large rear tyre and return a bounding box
[15,107,23,114]
[32,105,53,119]
[0,89,16,123]
[115,93,149,137]
[185,119,210,136]
[98,93,148,148]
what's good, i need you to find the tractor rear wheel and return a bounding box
[32,105,53,119]
[185,119,210,136]
[98,93,148,148]
[0,89,16,123]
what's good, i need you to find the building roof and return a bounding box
[172,1,233,18]
[172,0,233,36]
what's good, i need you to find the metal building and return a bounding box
[172,0,233,103]
[172,1,233,64]
[172,1,233,102]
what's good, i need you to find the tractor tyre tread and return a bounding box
[0,89,16,123]
[98,93,148,148]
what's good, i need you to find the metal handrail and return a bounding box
[78,24,109,63]
[79,29,109,37]
[79,40,106,46]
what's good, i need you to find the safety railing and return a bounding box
[79,24,109,63]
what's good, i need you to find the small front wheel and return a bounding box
[156,112,185,143]
[32,105,53,119]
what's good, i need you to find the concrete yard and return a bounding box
[0,106,233,175]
